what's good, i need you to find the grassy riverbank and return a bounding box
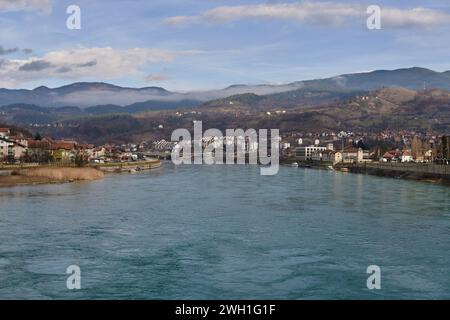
[0,159,161,187]
[0,167,104,187]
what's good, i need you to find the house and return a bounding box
[381,152,395,162]
[362,150,372,162]
[11,138,28,160]
[401,150,413,162]
[0,128,12,160]
[92,146,107,159]
[51,141,77,163]
[282,142,291,150]
[27,139,53,162]
[78,144,95,161]
[381,150,401,162]
[0,128,10,138]
[342,147,363,163]
[424,149,434,162]
[311,150,343,164]
[0,137,13,160]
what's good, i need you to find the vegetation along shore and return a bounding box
[0,167,104,187]
[0,159,161,187]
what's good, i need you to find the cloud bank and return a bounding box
[0,47,188,87]
[164,2,450,29]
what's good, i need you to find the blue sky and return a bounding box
[1,0,450,90]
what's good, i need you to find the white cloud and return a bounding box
[0,0,52,14]
[0,47,188,87]
[382,7,450,28]
[164,1,450,29]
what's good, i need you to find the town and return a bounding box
[0,127,149,166]
[1,127,448,168]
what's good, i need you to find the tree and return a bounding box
[411,136,423,160]
[74,150,87,167]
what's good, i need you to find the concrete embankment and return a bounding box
[342,163,450,184]
[0,167,104,187]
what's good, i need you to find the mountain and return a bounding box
[318,67,450,91]
[16,87,449,145]
[3,67,450,109]
[0,82,176,108]
[202,88,366,111]
[0,81,304,109]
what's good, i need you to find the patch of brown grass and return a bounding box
[13,167,104,182]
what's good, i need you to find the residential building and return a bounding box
[0,128,10,138]
[381,150,401,162]
[92,147,106,159]
[0,128,12,160]
[11,138,28,160]
[382,151,395,162]
[0,138,13,159]
[342,147,364,163]
[282,142,291,150]
[311,150,343,164]
[401,150,413,162]
[296,145,327,160]
[51,141,77,163]
[27,139,53,162]
[78,144,95,161]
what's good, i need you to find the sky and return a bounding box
[1,0,450,91]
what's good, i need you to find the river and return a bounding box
[0,163,449,299]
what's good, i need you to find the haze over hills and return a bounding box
[2,67,450,110]
[0,81,306,108]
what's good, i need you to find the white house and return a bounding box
[11,138,28,160]
[401,150,413,163]
[282,142,291,150]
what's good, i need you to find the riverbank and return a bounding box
[286,160,450,185]
[340,162,450,185]
[0,167,104,187]
[93,159,162,173]
[284,160,450,185]
[0,159,161,187]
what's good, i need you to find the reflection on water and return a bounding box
[0,164,449,299]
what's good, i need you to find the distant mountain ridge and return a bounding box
[1,67,450,109]
[17,87,449,145]
[0,81,305,109]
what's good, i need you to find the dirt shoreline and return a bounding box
[0,167,104,188]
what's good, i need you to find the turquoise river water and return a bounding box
[0,163,449,299]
